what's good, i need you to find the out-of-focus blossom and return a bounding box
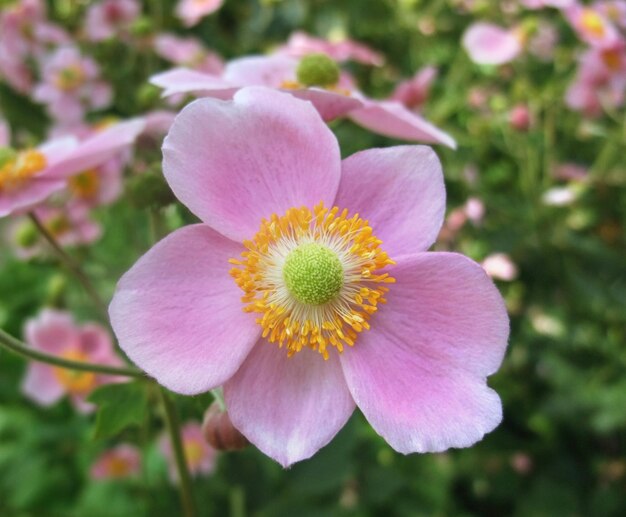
[110,87,507,467]
[160,422,217,482]
[465,197,485,224]
[482,253,519,281]
[175,0,223,27]
[462,22,522,65]
[542,185,579,205]
[510,452,534,474]
[509,104,532,131]
[521,0,574,9]
[0,119,144,217]
[151,54,456,147]
[34,47,112,124]
[0,118,9,147]
[10,203,101,259]
[21,309,124,413]
[527,21,559,61]
[565,41,626,116]
[596,0,626,28]
[553,162,588,181]
[276,31,385,66]
[85,0,141,42]
[153,33,223,74]
[564,3,620,47]
[90,444,142,480]
[390,66,438,110]
[142,110,177,136]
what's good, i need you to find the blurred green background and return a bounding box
[1,0,625,515]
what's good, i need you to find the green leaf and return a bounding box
[87,382,148,440]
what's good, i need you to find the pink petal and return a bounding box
[349,100,457,148]
[162,87,341,241]
[340,252,509,453]
[223,55,298,87]
[0,177,66,217]
[334,146,445,257]
[224,344,355,467]
[462,23,522,65]
[289,88,363,121]
[25,309,77,354]
[21,362,65,406]
[150,68,237,99]
[109,225,259,395]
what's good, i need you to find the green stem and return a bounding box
[0,327,146,378]
[159,388,197,517]
[28,212,109,320]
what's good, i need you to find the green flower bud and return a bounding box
[15,220,39,248]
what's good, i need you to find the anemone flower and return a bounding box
[110,87,508,467]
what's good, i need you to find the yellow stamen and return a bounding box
[69,169,100,199]
[0,149,47,192]
[230,202,395,360]
[581,9,607,38]
[54,64,86,91]
[602,48,622,71]
[53,349,98,394]
[184,440,205,469]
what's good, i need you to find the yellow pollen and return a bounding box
[229,202,395,360]
[0,149,47,192]
[602,48,622,71]
[279,79,352,97]
[184,440,205,469]
[53,349,98,394]
[106,456,133,478]
[581,10,607,38]
[54,64,86,91]
[69,169,100,199]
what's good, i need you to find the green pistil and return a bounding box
[0,147,17,169]
[296,53,340,87]
[283,242,343,305]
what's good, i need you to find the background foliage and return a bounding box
[1,0,625,515]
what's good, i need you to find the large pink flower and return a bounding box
[21,309,125,413]
[0,118,144,217]
[150,54,456,147]
[110,88,508,467]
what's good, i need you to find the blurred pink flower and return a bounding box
[110,87,507,467]
[465,197,485,224]
[159,422,217,481]
[153,33,223,74]
[520,0,574,9]
[150,54,456,147]
[553,162,588,181]
[564,3,620,47]
[33,47,112,124]
[91,444,142,480]
[542,185,579,205]
[509,104,532,131]
[175,0,223,27]
[9,202,102,259]
[85,0,140,42]
[0,118,9,147]
[527,21,559,61]
[0,118,144,217]
[595,0,626,28]
[462,22,522,65]
[21,309,124,413]
[482,253,519,281]
[390,66,438,110]
[277,31,385,66]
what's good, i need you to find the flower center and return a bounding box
[0,148,47,192]
[53,349,98,394]
[69,169,100,199]
[55,64,86,91]
[283,242,343,305]
[183,440,205,470]
[581,10,606,38]
[230,202,395,360]
[296,53,340,87]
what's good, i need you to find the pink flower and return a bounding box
[150,55,456,147]
[564,3,620,47]
[21,309,124,413]
[390,66,438,110]
[482,253,518,281]
[34,47,112,124]
[0,118,144,217]
[9,202,102,259]
[0,118,9,147]
[85,0,141,42]
[520,0,574,8]
[595,1,626,29]
[175,0,223,27]
[91,444,142,480]
[159,422,216,481]
[277,31,385,66]
[109,88,508,467]
[153,33,223,74]
[462,22,522,65]
[509,104,532,131]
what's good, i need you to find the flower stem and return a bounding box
[158,387,197,517]
[28,212,109,320]
[0,327,146,378]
